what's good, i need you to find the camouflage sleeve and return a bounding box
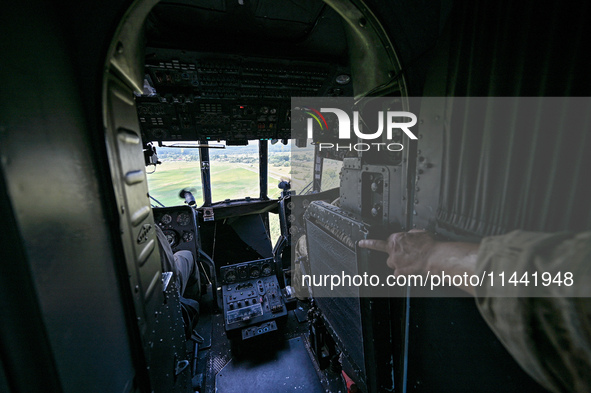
[474,230,591,393]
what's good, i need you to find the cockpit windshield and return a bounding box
[146,144,204,207]
[146,140,296,207]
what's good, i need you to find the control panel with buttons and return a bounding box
[222,274,287,335]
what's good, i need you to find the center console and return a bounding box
[220,258,287,340]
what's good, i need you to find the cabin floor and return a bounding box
[192,288,347,393]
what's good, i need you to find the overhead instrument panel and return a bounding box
[135,47,352,143]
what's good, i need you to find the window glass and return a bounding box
[209,141,260,202]
[290,139,315,195]
[146,144,203,207]
[320,158,343,191]
[267,141,291,199]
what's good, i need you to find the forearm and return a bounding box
[426,241,480,295]
[358,231,481,295]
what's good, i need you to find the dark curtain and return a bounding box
[436,0,591,236]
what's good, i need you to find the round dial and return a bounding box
[262,263,272,276]
[182,231,194,242]
[250,266,261,278]
[335,74,351,85]
[151,129,166,139]
[225,269,237,283]
[163,230,178,247]
[161,214,173,225]
[176,212,191,226]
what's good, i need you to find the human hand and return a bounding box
[358,230,438,275]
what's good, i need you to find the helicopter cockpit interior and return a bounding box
[119,2,387,392]
[2,0,590,393]
[102,0,591,390]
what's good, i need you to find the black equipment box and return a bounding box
[304,201,394,393]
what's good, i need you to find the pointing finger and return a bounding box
[358,239,389,253]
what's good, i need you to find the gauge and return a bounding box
[225,269,237,283]
[237,267,248,280]
[262,263,272,276]
[182,231,194,243]
[151,129,166,139]
[250,266,261,278]
[163,229,178,247]
[335,74,351,85]
[176,212,191,226]
[161,214,172,225]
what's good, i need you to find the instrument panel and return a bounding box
[219,258,275,284]
[136,47,352,143]
[153,206,200,253]
[219,258,285,338]
[222,275,287,335]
